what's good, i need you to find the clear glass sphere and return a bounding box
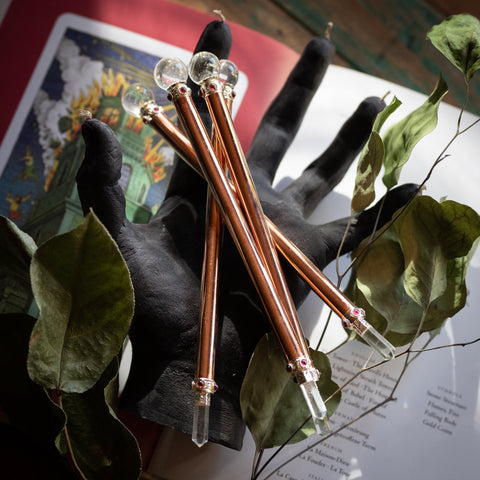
[189,51,220,85]
[121,83,155,117]
[154,57,188,90]
[219,60,239,87]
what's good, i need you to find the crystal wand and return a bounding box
[121,82,395,360]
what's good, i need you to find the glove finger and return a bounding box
[309,183,419,268]
[76,118,126,239]
[247,34,334,184]
[164,19,232,201]
[283,96,385,217]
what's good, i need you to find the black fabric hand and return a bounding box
[76,20,415,450]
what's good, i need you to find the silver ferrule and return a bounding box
[222,84,235,101]
[287,357,321,384]
[167,82,192,102]
[342,307,369,335]
[199,77,223,98]
[192,377,218,395]
[140,101,164,124]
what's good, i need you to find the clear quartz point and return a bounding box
[299,381,329,436]
[345,308,396,360]
[360,325,396,360]
[192,391,210,448]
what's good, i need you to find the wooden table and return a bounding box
[171,0,480,116]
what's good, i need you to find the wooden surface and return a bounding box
[170,0,480,116]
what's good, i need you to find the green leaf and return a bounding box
[58,360,142,480]
[396,196,480,306]
[351,97,402,213]
[373,96,402,133]
[438,199,480,258]
[27,213,134,393]
[397,201,447,307]
[0,215,36,286]
[351,131,384,212]
[346,197,480,346]
[240,333,340,449]
[0,313,66,444]
[353,231,418,329]
[427,14,480,83]
[382,76,448,189]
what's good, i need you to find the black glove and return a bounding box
[76,20,415,450]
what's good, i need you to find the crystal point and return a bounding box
[345,308,396,360]
[299,380,329,436]
[192,391,210,448]
[192,403,210,448]
[361,326,396,360]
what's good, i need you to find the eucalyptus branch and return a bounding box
[335,215,353,283]
[339,83,479,281]
[315,308,334,350]
[252,416,311,480]
[395,336,480,357]
[253,17,480,480]
[252,448,265,480]
[407,332,436,365]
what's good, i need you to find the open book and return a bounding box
[1,1,479,479]
[146,64,480,479]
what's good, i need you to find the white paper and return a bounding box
[148,65,480,479]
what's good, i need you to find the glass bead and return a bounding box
[189,51,219,85]
[154,57,188,91]
[121,83,154,117]
[219,59,239,87]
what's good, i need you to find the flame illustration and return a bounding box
[126,115,145,134]
[144,137,168,182]
[102,69,128,97]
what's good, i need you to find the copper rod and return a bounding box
[171,87,305,363]
[195,123,226,383]
[145,106,356,321]
[196,192,222,381]
[201,80,309,358]
[267,221,354,317]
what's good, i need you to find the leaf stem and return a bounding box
[57,393,88,480]
[315,309,333,350]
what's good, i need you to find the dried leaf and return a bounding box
[27,213,134,393]
[59,360,142,479]
[240,333,340,449]
[351,97,402,212]
[427,14,480,83]
[382,76,448,189]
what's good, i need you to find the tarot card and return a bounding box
[0,13,247,243]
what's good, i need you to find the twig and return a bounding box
[260,397,395,480]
